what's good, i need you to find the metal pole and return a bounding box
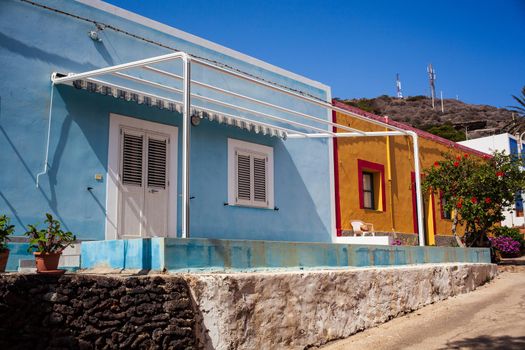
[181,54,191,238]
[287,131,407,138]
[408,131,425,246]
[192,57,409,134]
[440,91,444,113]
[142,66,365,135]
[52,52,187,84]
[110,71,339,136]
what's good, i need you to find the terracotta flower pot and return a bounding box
[0,249,9,272]
[34,252,62,273]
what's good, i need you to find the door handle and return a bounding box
[149,189,159,193]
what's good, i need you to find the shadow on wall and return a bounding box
[0,31,97,73]
[188,118,330,242]
[0,125,70,231]
[274,139,330,240]
[442,335,525,350]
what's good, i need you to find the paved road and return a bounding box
[320,269,525,350]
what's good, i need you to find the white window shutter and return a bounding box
[253,156,267,204]
[236,152,252,202]
[147,137,167,189]
[228,139,273,209]
[121,132,144,186]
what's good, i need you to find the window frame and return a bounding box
[439,191,452,220]
[228,138,274,209]
[362,172,375,210]
[357,159,386,211]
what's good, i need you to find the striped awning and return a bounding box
[68,78,288,139]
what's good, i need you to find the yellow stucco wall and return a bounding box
[334,111,481,241]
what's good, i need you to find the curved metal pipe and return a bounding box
[36,82,55,188]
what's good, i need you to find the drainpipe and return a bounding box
[385,116,395,232]
[36,81,56,188]
[407,131,426,246]
[181,54,191,239]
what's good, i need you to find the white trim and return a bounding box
[325,89,337,242]
[75,0,330,93]
[227,138,274,209]
[106,113,178,239]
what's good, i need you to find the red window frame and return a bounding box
[357,159,386,211]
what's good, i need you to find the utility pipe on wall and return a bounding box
[385,116,396,232]
[36,82,55,188]
[407,131,426,246]
[181,54,191,239]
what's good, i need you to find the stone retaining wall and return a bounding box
[188,263,497,349]
[0,263,497,349]
[0,274,197,349]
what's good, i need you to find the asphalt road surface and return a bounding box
[320,269,525,350]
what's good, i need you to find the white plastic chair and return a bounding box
[350,220,375,236]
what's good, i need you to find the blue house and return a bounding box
[0,0,343,267]
[0,1,494,272]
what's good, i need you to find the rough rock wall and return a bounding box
[0,274,197,349]
[0,264,497,349]
[188,263,497,350]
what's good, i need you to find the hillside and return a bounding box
[337,95,522,141]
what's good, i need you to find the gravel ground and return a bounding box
[320,268,525,350]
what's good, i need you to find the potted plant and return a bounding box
[25,213,75,273]
[489,236,522,259]
[0,215,15,272]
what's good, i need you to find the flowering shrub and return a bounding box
[493,226,524,248]
[424,151,525,247]
[489,236,521,255]
[391,239,403,246]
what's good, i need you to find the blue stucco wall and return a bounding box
[0,1,333,242]
[80,238,492,272]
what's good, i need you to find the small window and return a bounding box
[228,139,274,209]
[357,159,386,211]
[362,172,374,209]
[516,192,523,217]
[440,194,452,220]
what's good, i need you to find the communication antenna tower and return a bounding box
[427,63,436,109]
[396,73,403,98]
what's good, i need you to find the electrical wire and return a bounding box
[18,0,327,103]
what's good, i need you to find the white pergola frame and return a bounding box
[41,51,426,246]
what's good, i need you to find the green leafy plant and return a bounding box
[423,151,525,247]
[0,215,15,252]
[424,122,466,142]
[24,213,75,253]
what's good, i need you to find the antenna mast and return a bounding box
[396,73,403,98]
[427,63,436,109]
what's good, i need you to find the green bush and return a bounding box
[406,95,427,102]
[425,122,466,142]
[493,226,524,248]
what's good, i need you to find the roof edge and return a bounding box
[332,100,492,159]
[74,0,331,93]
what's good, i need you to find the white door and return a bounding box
[119,127,169,237]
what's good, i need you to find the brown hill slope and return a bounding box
[337,95,522,141]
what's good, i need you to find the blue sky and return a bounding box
[105,0,525,108]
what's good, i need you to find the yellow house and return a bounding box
[332,100,489,245]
